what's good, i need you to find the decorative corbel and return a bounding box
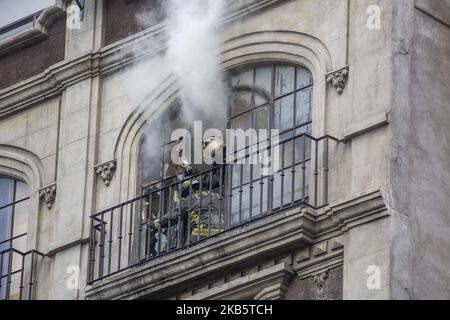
[95,160,117,187]
[39,183,57,209]
[312,271,328,290]
[326,66,349,95]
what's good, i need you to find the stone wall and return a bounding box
[390,0,450,300]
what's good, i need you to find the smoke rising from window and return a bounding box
[125,0,228,182]
[165,0,227,129]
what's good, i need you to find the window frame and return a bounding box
[0,175,29,251]
[228,63,314,140]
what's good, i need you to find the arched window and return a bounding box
[0,176,29,251]
[0,175,29,299]
[228,64,313,223]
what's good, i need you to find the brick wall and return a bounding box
[0,16,66,91]
[103,0,163,46]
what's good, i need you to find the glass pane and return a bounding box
[232,91,253,116]
[140,140,164,187]
[0,207,12,248]
[0,177,14,207]
[254,92,268,107]
[294,134,312,163]
[283,169,293,207]
[255,67,272,93]
[255,105,269,130]
[282,140,294,168]
[242,165,251,184]
[15,181,29,201]
[294,163,307,202]
[297,66,313,89]
[232,165,241,188]
[296,87,313,126]
[274,94,295,132]
[241,184,251,222]
[13,200,29,238]
[272,171,282,210]
[231,112,252,131]
[231,69,254,87]
[275,66,295,97]
[251,177,268,216]
[230,188,240,226]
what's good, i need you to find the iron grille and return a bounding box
[87,133,339,284]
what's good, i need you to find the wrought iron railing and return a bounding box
[0,248,45,300]
[0,10,43,42]
[87,133,339,284]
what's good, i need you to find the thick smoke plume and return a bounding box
[128,0,228,180]
[166,0,227,129]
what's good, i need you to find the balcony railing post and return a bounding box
[98,212,106,278]
[108,209,114,275]
[19,252,25,300]
[6,249,13,300]
[314,138,319,208]
[323,137,330,205]
[87,216,93,283]
[146,193,153,258]
[27,251,35,300]
[127,203,134,265]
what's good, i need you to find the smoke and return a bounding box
[165,0,227,129]
[126,0,228,182]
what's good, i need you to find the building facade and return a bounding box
[0,0,449,300]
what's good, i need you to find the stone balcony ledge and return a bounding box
[85,189,388,300]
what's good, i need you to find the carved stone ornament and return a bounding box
[39,183,57,209]
[312,272,328,290]
[95,160,117,187]
[326,67,349,95]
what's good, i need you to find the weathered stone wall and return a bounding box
[390,0,450,300]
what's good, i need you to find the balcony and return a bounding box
[87,133,339,285]
[0,10,43,42]
[0,247,45,300]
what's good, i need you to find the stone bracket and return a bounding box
[312,272,328,290]
[95,160,117,187]
[39,183,57,209]
[326,66,349,95]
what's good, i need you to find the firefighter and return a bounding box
[146,137,227,256]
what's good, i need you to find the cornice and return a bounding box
[0,0,286,119]
[0,2,67,58]
[85,189,389,300]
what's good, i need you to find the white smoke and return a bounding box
[126,0,228,182]
[165,0,227,129]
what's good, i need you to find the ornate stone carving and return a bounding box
[326,67,349,95]
[95,160,117,187]
[39,183,57,209]
[312,272,328,290]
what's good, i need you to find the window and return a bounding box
[0,175,29,299]
[228,64,313,223]
[138,103,189,193]
[0,0,54,41]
